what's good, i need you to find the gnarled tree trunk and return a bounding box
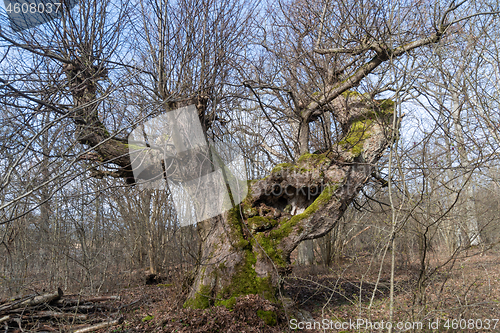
[184,97,395,308]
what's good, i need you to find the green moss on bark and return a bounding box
[252,235,287,268]
[241,182,258,218]
[183,284,212,309]
[247,216,278,232]
[227,206,250,249]
[337,95,394,157]
[341,90,371,99]
[271,163,293,173]
[215,249,276,308]
[282,184,337,232]
[211,206,277,307]
[123,142,146,150]
[297,152,330,166]
[217,296,238,309]
[271,162,310,174]
[378,99,395,113]
[338,120,373,157]
[189,180,340,310]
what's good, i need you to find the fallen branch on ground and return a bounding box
[73,317,124,333]
[0,288,125,332]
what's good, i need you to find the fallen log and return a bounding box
[0,295,35,312]
[55,295,120,307]
[64,304,110,312]
[1,289,124,332]
[12,289,62,311]
[72,317,124,333]
[0,289,62,313]
[0,293,31,305]
[84,295,120,302]
[27,311,88,320]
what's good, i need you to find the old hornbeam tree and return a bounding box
[0,0,493,311]
[184,94,395,308]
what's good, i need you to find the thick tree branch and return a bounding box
[244,96,395,263]
[309,5,475,117]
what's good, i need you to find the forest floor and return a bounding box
[3,248,500,332]
[89,247,500,332]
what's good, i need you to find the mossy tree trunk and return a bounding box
[184,96,396,308]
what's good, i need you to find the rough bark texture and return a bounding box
[64,59,136,182]
[184,94,396,308]
[65,57,210,184]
